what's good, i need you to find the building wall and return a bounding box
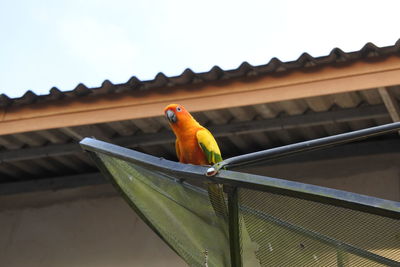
[0,153,398,267]
[0,185,186,267]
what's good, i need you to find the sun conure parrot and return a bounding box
[164,103,228,219]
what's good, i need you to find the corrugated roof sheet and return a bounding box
[1,40,400,108]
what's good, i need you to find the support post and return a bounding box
[226,186,242,267]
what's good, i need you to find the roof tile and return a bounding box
[73,83,91,96]
[20,90,38,104]
[48,87,65,100]
[3,39,400,108]
[0,94,11,108]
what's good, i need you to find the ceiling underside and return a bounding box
[1,86,399,191]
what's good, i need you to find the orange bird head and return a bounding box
[164,104,199,131]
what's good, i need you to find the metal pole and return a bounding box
[210,122,400,173]
[226,186,242,267]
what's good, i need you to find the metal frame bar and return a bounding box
[80,137,400,219]
[211,121,400,172]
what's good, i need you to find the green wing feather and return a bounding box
[196,128,228,220]
[196,129,223,164]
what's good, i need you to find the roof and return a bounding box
[1,40,400,195]
[2,40,400,108]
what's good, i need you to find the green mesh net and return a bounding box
[97,153,230,267]
[81,138,400,267]
[238,188,400,266]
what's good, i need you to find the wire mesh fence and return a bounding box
[238,188,399,266]
[81,137,400,267]
[94,153,231,266]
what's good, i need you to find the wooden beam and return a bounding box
[60,125,112,141]
[209,105,388,138]
[0,105,389,163]
[378,87,400,122]
[1,56,400,135]
[0,143,81,163]
[0,173,106,195]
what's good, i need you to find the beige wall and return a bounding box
[0,185,186,267]
[0,153,399,267]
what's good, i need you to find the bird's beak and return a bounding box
[165,109,177,123]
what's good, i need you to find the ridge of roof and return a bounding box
[1,39,400,108]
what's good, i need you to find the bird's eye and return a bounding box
[176,106,182,112]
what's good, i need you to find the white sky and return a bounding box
[1,0,400,98]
